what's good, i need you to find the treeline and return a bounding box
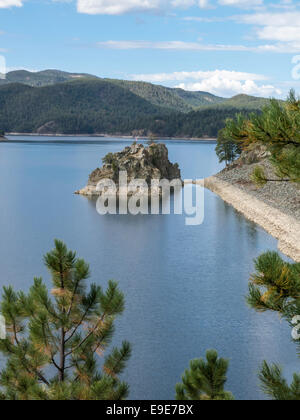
[0,79,256,137]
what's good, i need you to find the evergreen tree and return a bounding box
[215,128,242,166]
[247,251,300,400]
[175,350,234,401]
[223,90,300,184]
[0,240,131,400]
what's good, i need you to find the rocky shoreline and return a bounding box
[205,158,300,262]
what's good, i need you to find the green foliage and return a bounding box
[224,90,300,183]
[173,88,225,109]
[102,152,119,179]
[247,251,300,313]
[108,79,196,113]
[247,251,300,400]
[111,80,226,112]
[251,166,268,187]
[215,128,242,165]
[222,94,270,110]
[102,153,116,165]
[0,80,164,135]
[175,350,234,401]
[258,361,300,401]
[0,80,257,138]
[0,240,131,400]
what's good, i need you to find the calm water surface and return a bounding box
[0,136,298,400]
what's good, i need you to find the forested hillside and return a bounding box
[0,69,269,114]
[0,80,166,134]
[220,94,271,109]
[173,88,225,108]
[107,79,225,112]
[0,79,256,137]
[0,70,96,87]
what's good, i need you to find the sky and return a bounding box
[1,0,300,98]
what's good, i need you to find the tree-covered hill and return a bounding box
[221,94,270,109]
[173,88,225,108]
[0,69,269,113]
[0,79,255,137]
[0,69,96,87]
[105,79,194,113]
[0,79,167,134]
[106,79,225,112]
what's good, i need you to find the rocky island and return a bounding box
[76,142,182,196]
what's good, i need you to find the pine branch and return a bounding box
[65,314,107,358]
[65,303,95,344]
[51,356,61,372]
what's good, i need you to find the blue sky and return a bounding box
[1,0,300,97]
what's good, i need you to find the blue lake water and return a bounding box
[0,136,298,400]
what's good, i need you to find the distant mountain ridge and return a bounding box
[0,69,97,88]
[105,79,225,112]
[0,78,257,137]
[0,69,269,113]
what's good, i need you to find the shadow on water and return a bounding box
[216,198,259,243]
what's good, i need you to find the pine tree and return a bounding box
[0,240,131,400]
[175,350,234,401]
[215,128,242,166]
[223,90,300,184]
[247,251,300,400]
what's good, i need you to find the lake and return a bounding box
[0,136,298,400]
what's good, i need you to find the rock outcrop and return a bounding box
[76,142,182,196]
[238,144,270,165]
[37,121,58,134]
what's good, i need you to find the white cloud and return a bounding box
[239,11,300,27]
[219,0,263,7]
[97,40,255,51]
[0,0,23,8]
[255,42,300,53]
[77,0,209,15]
[239,12,300,44]
[258,26,300,42]
[76,0,270,14]
[130,69,282,97]
[131,69,268,82]
[177,79,281,97]
[96,39,300,53]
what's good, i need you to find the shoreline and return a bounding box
[205,176,300,262]
[5,133,217,142]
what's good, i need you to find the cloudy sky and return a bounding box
[1,0,300,97]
